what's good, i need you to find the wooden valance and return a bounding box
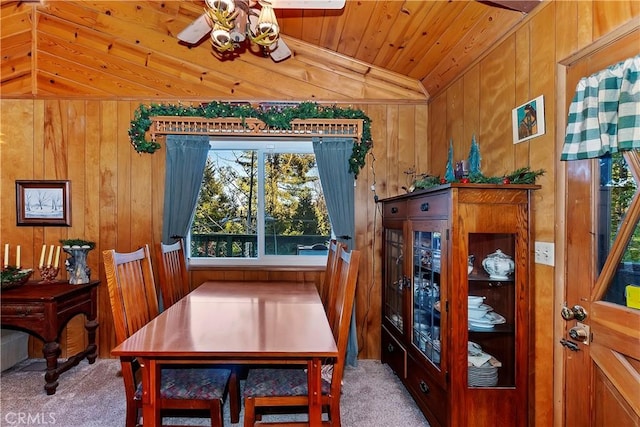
[148,116,363,142]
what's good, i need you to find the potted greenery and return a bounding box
[60,239,95,284]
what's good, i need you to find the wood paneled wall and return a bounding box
[1,1,638,424]
[0,99,426,364]
[428,2,639,426]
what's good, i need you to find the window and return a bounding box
[188,138,331,266]
[598,150,640,307]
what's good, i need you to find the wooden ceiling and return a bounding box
[1,0,542,100]
[274,0,540,91]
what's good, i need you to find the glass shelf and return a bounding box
[467,232,516,388]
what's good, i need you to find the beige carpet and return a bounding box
[1,358,430,427]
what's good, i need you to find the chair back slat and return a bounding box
[155,239,190,309]
[322,239,347,318]
[327,248,361,392]
[103,245,159,344]
[320,239,339,307]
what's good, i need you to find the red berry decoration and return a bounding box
[503,176,511,184]
[461,177,470,184]
[440,178,447,184]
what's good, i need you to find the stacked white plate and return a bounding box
[467,341,499,387]
[468,311,506,330]
[468,363,499,387]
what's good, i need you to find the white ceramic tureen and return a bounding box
[481,249,514,279]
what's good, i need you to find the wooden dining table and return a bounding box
[111,280,338,427]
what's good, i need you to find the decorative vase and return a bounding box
[63,245,92,284]
[481,249,514,279]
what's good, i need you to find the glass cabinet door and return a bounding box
[467,233,516,389]
[412,227,443,368]
[384,227,404,332]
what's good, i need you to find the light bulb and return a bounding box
[211,25,232,48]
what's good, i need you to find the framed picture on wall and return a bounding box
[512,95,545,144]
[15,180,71,226]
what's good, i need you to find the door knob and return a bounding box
[571,305,587,321]
[568,323,591,344]
[561,303,588,321]
[568,326,587,341]
[560,304,574,320]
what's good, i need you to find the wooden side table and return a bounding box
[1,280,99,395]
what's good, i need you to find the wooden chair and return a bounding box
[155,239,242,423]
[242,248,361,427]
[103,245,230,427]
[155,239,190,310]
[321,239,348,325]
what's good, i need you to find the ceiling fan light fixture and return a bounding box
[210,23,234,51]
[206,0,236,14]
[205,0,280,54]
[251,2,279,46]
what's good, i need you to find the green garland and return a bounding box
[59,238,96,249]
[413,167,545,190]
[128,101,373,177]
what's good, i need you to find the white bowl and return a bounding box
[468,295,485,307]
[468,304,492,320]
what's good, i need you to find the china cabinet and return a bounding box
[380,184,537,427]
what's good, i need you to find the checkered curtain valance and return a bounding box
[561,55,640,161]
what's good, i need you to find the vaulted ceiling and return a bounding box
[1,0,542,100]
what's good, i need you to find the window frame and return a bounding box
[187,137,330,268]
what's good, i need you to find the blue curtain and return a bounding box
[312,137,359,366]
[561,55,640,160]
[162,135,210,244]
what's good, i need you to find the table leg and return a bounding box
[85,318,99,363]
[307,358,323,427]
[229,367,241,424]
[43,341,61,395]
[141,358,161,427]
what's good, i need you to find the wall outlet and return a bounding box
[534,241,554,266]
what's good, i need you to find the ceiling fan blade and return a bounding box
[269,38,292,62]
[269,0,346,9]
[477,1,541,13]
[177,13,211,44]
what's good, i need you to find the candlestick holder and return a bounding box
[38,266,60,284]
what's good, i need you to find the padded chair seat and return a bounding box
[135,367,231,400]
[244,368,331,398]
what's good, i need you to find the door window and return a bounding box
[598,150,640,308]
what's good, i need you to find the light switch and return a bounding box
[534,241,554,266]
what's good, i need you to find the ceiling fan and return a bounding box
[178,0,346,62]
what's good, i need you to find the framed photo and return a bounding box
[16,180,71,226]
[512,95,545,144]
